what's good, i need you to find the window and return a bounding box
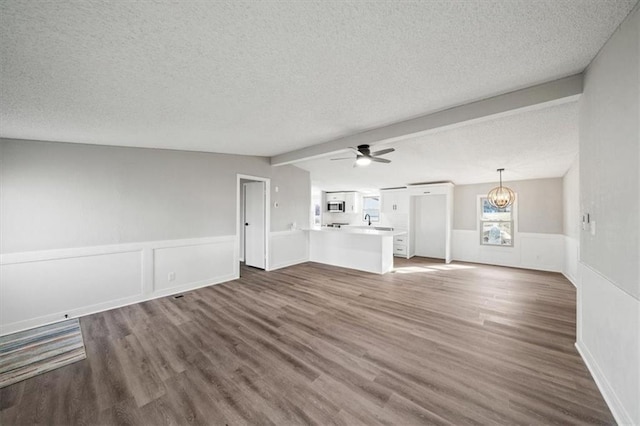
[313,203,321,225]
[480,197,513,246]
[362,196,380,222]
[311,188,322,226]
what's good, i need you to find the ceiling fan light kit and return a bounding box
[355,156,372,166]
[331,144,394,167]
[487,168,515,209]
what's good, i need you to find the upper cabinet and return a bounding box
[344,192,360,213]
[326,192,346,202]
[381,188,409,214]
[325,191,360,213]
[407,184,452,197]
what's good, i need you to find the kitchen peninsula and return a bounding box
[308,227,407,274]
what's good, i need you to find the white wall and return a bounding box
[269,230,309,271]
[576,6,639,425]
[414,195,446,259]
[0,236,237,335]
[452,178,565,272]
[563,158,580,286]
[0,138,310,335]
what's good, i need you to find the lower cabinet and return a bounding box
[393,234,408,257]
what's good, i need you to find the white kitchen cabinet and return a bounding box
[395,191,409,214]
[381,189,408,214]
[381,190,394,214]
[344,192,360,213]
[326,192,346,202]
[381,189,410,258]
[393,234,408,257]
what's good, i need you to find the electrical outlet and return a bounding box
[168,272,176,281]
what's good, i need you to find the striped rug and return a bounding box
[0,319,86,388]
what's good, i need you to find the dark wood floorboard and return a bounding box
[1,257,615,425]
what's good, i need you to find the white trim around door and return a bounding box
[236,174,271,271]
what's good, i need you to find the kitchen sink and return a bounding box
[337,225,395,232]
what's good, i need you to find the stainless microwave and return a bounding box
[327,201,345,213]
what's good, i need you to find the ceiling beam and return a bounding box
[270,73,583,166]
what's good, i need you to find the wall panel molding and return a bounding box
[451,230,564,272]
[269,230,309,271]
[0,235,238,336]
[563,235,579,287]
[576,262,639,425]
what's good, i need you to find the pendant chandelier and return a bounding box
[487,168,515,209]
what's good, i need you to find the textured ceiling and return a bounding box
[296,102,579,190]
[0,1,636,156]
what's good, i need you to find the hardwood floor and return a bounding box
[1,258,614,425]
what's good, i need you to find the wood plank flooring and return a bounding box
[0,258,614,425]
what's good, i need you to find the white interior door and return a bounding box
[414,195,446,259]
[244,181,266,269]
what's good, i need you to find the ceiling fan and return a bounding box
[331,144,395,167]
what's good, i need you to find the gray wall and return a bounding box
[270,165,310,232]
[453,178,563,234]
[577,7,639,425]
[579,6,639,297]
[0,138,310,253]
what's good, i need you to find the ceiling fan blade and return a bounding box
[371,157,391,163]
[370,148,395,156]
[348,146,364,155]
[330,157,354,160]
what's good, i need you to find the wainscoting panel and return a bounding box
[0,235,238,336]
[519,233,564,272]
[563,236,579,286]
[451,230,564,272]
[269,230,309,271]
[153,238,236,291]
[577,262,639,426]
[1,250,143,335]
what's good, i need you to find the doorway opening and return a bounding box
[237,175,270,273]
[413,194,447,260]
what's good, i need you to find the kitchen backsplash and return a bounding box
[322,211,399,228]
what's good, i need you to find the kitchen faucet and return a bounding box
[364,214,372,226]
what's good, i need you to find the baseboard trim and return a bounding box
[575,340,632,426]
[268,258,309,272]
[451,256,562,273]
[0,272,239,336]
[562,272,578,288]
[270,229,307,237]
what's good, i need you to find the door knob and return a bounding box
[245,222,249,226]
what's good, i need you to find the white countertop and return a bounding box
[306,226,407,237]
